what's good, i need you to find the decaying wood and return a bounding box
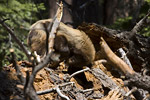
[100,89,123,100]
[1,2,150,100]
[78,11,150,71]
[91,68,118,89]
[125,72,150,92]
[98,37,150,93]
[90,68,129,98]
[78,10,150,95]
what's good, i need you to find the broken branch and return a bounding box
[0,19,31,60]
[67,67,90,81]
[125,87,137,97]
[99,37,135,75]
[48,1,63,53]
[56,86,70,100]
[132,10,150,33]
[118,48,133,70]
[24,2,64,99]
[24,51,53,100]
[10,48,25,83]
[37,82,74,95]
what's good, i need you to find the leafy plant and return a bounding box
[110,0,150,36]
[0,0,46,69]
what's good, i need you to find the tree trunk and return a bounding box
[48,0,144,27]
[103,0,144,26]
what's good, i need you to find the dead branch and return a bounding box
[8,33,13,48]
[79,88,94,93]
[37,87,55,95]
[125,87,137,97]
[78,12,150,96]
[66,67,90,81]
[47,1,63,54]
[78,13,150,70]
[117,48,133,70]
[45,67,64,84]
[56,86,70,100]
[90,68,117,89]
[90,68,127,97]
[10,48,25,83]
[99,37,135,75]
[125,72,150,92]
[132,10,150,34]
[24,51,53,100]
[0,19,31,60]
[98,37,150,92]
[23,2,64,99]
[99,37,150,93]
[37,82,74,95]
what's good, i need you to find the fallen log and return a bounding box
[78,11,150,71]
[98,37,150,93]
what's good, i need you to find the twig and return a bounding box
[28,52,53,85]
[37,82,74,95]
[0,18,10,23]
[79,88,94,93]
[102,89,123,100]
[125,87,137,97]
[59,82,75,87]
[56,86,70,100]
[0,19,31,61]
[67,67,90,81]
[37,88,55,95]
[23,71,30,100]
[24,52,53,100]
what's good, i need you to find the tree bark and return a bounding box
[78,22,150,72]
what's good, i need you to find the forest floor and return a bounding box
[0,60,136,100]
